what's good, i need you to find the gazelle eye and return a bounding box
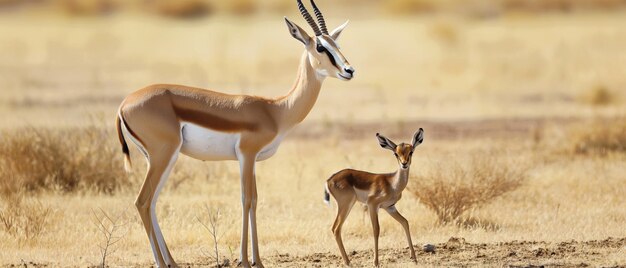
[316,44,326,53]
[394,153,398,157]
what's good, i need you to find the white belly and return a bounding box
[180,123,286,162]
[180,123,239,161]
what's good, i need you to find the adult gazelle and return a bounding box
[115,1,354,267]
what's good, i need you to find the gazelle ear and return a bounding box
[284,17,312,46]
[330,20,349,41]
[376,133,397,151]
[412,128,424,149]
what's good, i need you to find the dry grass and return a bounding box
[0,188,52,241]
[569,118,626,155]
[410,154,526,225]
[0,124,128,194]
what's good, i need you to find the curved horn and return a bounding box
[296,0,321,36]
[310,0,328,35]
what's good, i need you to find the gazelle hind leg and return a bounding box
[151,143,181,267]
[331,190,356,266]
[135,142,181,267]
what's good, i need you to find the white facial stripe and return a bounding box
[317,37,346,69]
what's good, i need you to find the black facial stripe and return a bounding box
[324,50,337,67]
[316,39,339,68]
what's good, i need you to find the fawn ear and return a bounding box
[412,128,424,149]
[376,133,397,151]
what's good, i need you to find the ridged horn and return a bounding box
[296,0,322,36]
[310,0,328,35]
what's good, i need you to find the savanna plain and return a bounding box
[0,1,625,267]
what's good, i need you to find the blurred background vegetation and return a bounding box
[2,0,626,18]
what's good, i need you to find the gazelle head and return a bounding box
[284,0,355,81]
[376,128,424,170]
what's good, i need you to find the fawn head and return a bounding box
[376,128,424,169]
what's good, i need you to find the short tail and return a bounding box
[323,182,331,207]
[116,114,132,173]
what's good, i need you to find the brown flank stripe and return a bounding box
[172,105,258,132]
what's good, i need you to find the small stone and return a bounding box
[423,243,436,253]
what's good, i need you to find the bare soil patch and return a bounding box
[260,237,626,267]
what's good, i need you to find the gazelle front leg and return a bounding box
[385,206,416,262]
[367,200,380,267]
[237,151,256,268]
[249,172,264,268]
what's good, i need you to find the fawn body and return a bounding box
[324,129,424,267]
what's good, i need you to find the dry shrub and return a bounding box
[411,155,526,225]
[92,208,128,268]
[384,0,435,15]
[578,85,616,106]
[152,0,213,19]
[0,125,129,194]
[0,186,52,241]
[570,118,626,155]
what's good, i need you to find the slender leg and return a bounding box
[332,196,355,266]
[367,201,380,267]
[237,152,256,268]
[249,172,264,268]
[135,144,180,267]
[385,206,416,262]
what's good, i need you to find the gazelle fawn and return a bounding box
[324,128,424,267]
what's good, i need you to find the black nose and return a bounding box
[344,67,354,75]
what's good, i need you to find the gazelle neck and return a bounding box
[276,52,324,129]
[392,167,410,191]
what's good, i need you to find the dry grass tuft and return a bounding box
[411,155,526,225]
[578,84,617,106]
[0,125,128,194]
[569,118,626,155]
[0,187,52,241]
